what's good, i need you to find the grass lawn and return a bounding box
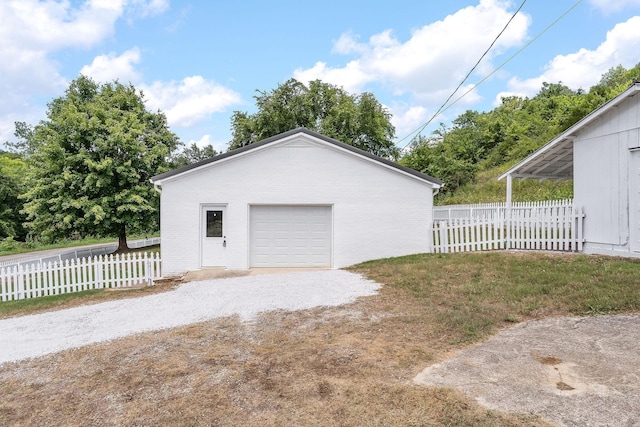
[1,251,638,426]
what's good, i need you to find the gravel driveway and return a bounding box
[0,270,380,365]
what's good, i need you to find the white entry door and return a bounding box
[250,205,332,267]
[201,206,226,267]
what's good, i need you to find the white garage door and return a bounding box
[250,205,332,267]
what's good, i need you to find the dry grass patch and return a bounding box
[3,251,639,425]
[0,308,547,426]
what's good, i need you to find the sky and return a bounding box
[1,0,640,154]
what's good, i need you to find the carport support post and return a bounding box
[506,174,513,249]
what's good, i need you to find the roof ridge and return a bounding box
[151,128,442,186]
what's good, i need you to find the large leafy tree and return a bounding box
[18,75,180,250]
[0,151,27,240]
[230,79,398,158]
[170,142,218,168]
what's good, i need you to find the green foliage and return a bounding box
[230,79,398,158]
[435,167,573,205]
[401,62,640,200]
[0,153,27,240]
[170,143,218,168]
[18,75,180,248]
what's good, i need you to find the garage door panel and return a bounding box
[250,206,332,267]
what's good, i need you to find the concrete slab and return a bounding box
[414,314,640,427]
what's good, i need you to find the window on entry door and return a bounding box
[206,210,223,237]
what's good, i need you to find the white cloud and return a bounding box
[294,0,530,98]
[131,0,170,16]
[0,0,129,144]
[389,103,430,141]
[294,60,372,94]
[499,15,640,102]
[589,0,640,13]
[331,32,367,55]
[142,76,243,127]
[188,134,213,147]
[187,134,228,153]
[0,0,175,146]
[80,48,143,84]
[0,1,124,52]
[293,0,530,142]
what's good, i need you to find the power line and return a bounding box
[435,0,585,124]
[397,0,527,149]
[398,0,584,150]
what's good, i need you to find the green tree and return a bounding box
[0,152,27,240]
[18,75,180,251]
[230,79,398,158]
[170,143,217,168]
[401,134,477,195]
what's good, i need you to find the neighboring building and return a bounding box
[151,128,442,276]
[500,80,640,257]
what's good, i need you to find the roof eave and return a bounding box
[151,127,443,187]
[498,81,640,181]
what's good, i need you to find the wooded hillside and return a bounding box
[400,63,640,205]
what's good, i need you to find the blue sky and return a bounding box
[1,0,640,153]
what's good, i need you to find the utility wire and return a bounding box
[432,0,584,124]
[398,0,583,150]
[397,0,527,149]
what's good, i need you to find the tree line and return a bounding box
[401,63,640,198]
[2,64,639,249]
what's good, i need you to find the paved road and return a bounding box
[0,237,160,266]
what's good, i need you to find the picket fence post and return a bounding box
[17,265,25,300]
[146,253,153,286]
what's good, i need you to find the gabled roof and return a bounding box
[151,127,442,187]
[499,80,640,181]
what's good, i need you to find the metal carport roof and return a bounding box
[499,80,640,183]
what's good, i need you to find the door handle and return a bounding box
[223,236,227,247]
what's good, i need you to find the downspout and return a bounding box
[153,183,162,194]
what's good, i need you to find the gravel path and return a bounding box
[0,270,381,365]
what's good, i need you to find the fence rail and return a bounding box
[433,199,574,220]
[0,252,162,302]
[433,200,584,254]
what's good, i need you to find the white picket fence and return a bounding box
[0,252,162,302]
[433,200,585,253]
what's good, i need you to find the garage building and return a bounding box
[150,128,442,276]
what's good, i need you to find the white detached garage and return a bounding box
[151,128,442,276]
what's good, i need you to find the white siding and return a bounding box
[159,134,435,275]
[574,93,640,255]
